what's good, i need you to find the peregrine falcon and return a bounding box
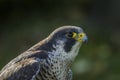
[0,26,88,80]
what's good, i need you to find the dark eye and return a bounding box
[66,32,73,38]
[66,32,77,38]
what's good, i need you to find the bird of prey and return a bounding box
[0,26,88,80]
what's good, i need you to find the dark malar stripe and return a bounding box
[64,39,76,52]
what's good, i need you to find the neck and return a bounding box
[28,37,81,64]
[48,40,81,67]
[28,36,56,52]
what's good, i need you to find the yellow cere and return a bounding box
[78,33,85,38]
[71,32,85,42]
[77,33,85,42]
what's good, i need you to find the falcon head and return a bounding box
[33,26,87,62]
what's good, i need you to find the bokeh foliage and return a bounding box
[0,0,120,80]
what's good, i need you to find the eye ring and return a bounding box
[66,32,77,38]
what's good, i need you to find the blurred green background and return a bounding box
[0,0,120,80]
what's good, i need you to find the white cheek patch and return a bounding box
[69,42,81,61]
[50,40,81,62]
